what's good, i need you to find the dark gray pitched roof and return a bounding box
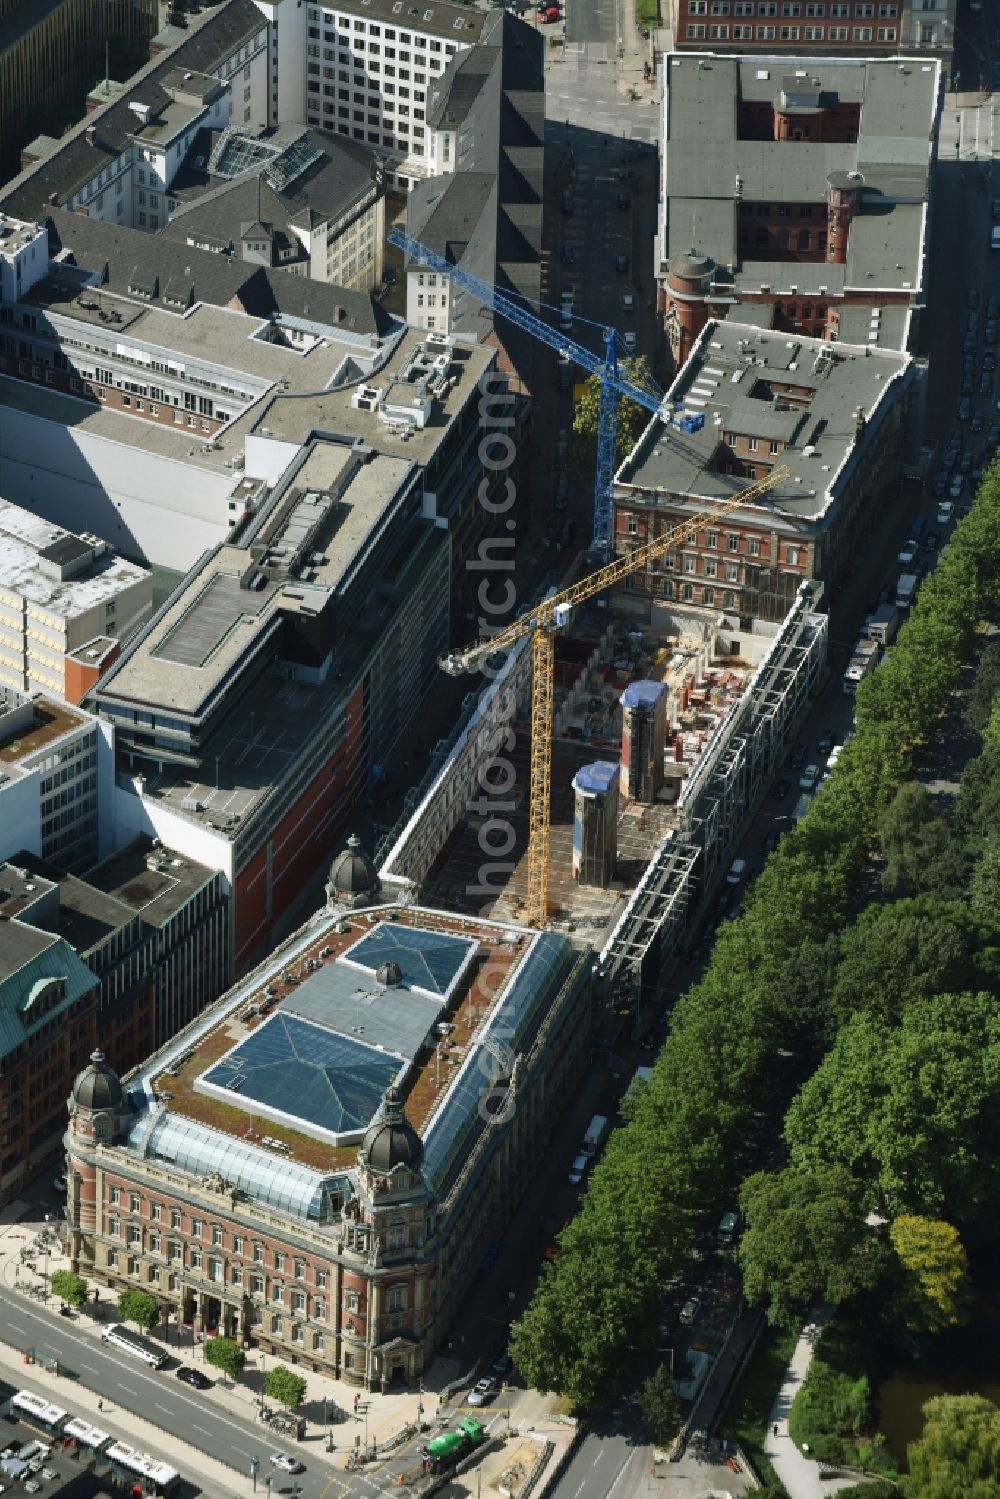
[405,8,543,372]
[162,125,378,255]
[0,0,266,221]
[44,208,393,338]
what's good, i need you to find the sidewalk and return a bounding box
[0,1198,462,1472]
[0,1329,246,1498]
[763,1305,858,1499]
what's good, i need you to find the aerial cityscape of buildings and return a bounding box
[0,0,994,1490]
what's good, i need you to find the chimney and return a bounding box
[86,126,96,147]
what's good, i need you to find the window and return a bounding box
[725,562,738,582]
[786,545,801,565]
[253,1241,264,1262]
[314,1298,326,1320]
[315,1268,328,1289]
[748,537,761,557]
[252,1274,265,1297]
[294,1259,305,1280]
[291,1323,305,1345]
[108,1216,121,1238]
[209,1258,224,1284]
[292,1291,306,1314]
[757,21,775,32]
[233,1235,244,1255]
[110,1186,121,1206]
[232,1265,244,1286]
[192,1219,203,1239]
[168,1239,182,1262]
[684,554,697,574]
[627,514,638,536]
[272,1282,284,1304]
[706,529,719,548]
[682,583,694,602]
[769,440,781,455]
[274,1251,285,1272]
[703,588,715,606]
[387,1286,406,1312]
[704,558,717,578]
[128,1256,140,1277]
[747,438,758,453]
[728,533,740,552]
[127,1224,142,1246]
[190,1248,203,1270]
[211,1225,223,1246]
[345,1290,359,1312]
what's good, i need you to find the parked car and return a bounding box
[931,476,947,498]
[726,858,747,885]
[176,1367,212,1390]
[987,322,999,345]
[963,335,977,355]
[538,4,560,18]
[760,827,781,855]
[960,452,974,474]
[959,396,972,420]
[972,410,985,433]
[492,1352,513,1378]
[924,530,940,552]
[989,295,1000,316]
[788,744,808,770]
[993,204,1000,226]
[817,730,835,756]
[623,330,637,351]
[950,475,965,499]
[53,1175,67,1193]
[679,1298,701,1327]
[936,501,955,526]
[773,778,790,800]
[980,373,993,397]
[269,1454,304,1475]
[984,351,997,372]
[559,246,574,266]
[799,763,821,791]
[468,1377,496,1407]
[568,1152,590,1186]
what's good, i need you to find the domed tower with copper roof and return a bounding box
[339,1086,436,1389]
[326,834,381,909]
[64,1050,131,1272]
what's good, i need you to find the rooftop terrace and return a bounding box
[136,908,525,1179]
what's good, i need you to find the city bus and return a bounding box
[11,1390,68,1436]
[100,1323,168,1369]
[104,1440,181,1497]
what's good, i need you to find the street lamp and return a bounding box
[251,1455,259,1492]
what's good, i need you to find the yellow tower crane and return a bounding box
[440,466,790,929]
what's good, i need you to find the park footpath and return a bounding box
[0,1197,575,1496]
[763,1305,860,1499]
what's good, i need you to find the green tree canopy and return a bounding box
[50,1270,88,1309]
[265,1365,307,1411]
[569,356,656,480]
[205,1336,246,1383]
[888,1216,971,1335]
[638,1364,682,1447]
[970,836,1000,917]
[966,642,1000,733]
[875,782,966,896]
[786,992,1000,1222]
[907,1394,1000,1499]
[826,898,992,1032]
[955,743,1000,849]
[117,1288,160,1333]
[737,1165,885,1327]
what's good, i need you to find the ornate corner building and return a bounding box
[63,893,592,1389]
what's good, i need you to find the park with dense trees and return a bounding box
[509,461,1000,1481]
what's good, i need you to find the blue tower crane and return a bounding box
[387,226,667,553]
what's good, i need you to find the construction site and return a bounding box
[380,579,828,1018]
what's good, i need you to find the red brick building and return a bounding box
[64,904,592,1388]
[668,0,954,56]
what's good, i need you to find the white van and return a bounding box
[726,858,746,885]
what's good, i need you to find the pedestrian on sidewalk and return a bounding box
[98,1399,103,1412]
[773,1423,779,1438]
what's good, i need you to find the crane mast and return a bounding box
[442,466,790,928]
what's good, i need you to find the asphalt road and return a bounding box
[0,1287,359,1499]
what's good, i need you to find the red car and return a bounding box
[537,4,560,19]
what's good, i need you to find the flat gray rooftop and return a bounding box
[88,835,217,926]
[662,53,939,297]
[616,320,910,524]
[104,446,414,715]
[282,962,445,1061]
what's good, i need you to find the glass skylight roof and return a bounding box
[211,130,323,192]
[128,1106,351,1223]
[342,922,477,999]
[197,1013,402,1142]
